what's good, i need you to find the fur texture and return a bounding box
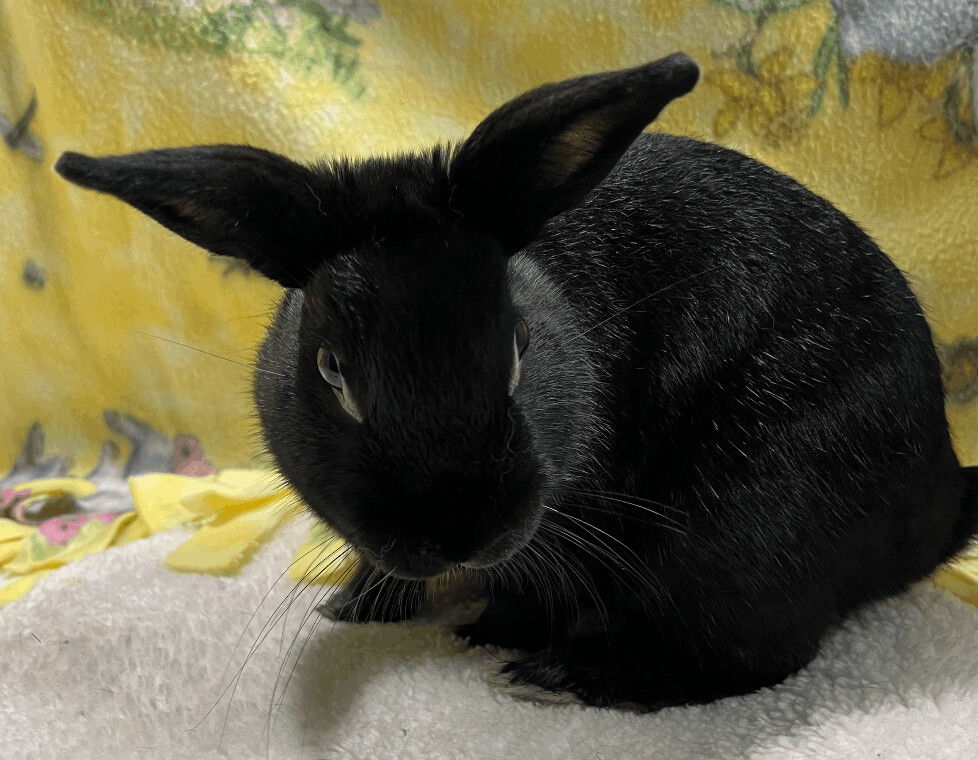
[55,52,978,710]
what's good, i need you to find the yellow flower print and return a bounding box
[941,339,978,405]
[707,49,819,146]
[918,115,977,180]
[851,53,953,127]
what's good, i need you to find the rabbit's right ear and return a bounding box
[450,53,699,249]
[56,145,328,288]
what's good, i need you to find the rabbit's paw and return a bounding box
[456,616,547,651]
[490,653,583,706]
[318,568,424,624]
[454,591,557,651]
[494,647,652,711]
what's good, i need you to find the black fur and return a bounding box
[56,52,978,710]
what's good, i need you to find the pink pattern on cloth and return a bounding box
[1,488,31,508]
[37,513,117,546]
[171,435,217,477]
[2,489,34,523]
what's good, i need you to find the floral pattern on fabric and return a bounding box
[77,0,378,97]
[0,412,221,604]
[706,0,977,179]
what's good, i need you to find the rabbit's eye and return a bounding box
[317,346,363,422]
[317,347,343,389]
[515,320,530,358]
[508,321,529,395]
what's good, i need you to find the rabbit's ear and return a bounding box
[56,145,326,287]
[450,53,699,248]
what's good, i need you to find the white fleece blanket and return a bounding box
[2,523,977,760]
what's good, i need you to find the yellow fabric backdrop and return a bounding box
[1,0,976,469]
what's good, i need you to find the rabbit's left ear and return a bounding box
[449,53,699,249]
[56,145,327,288]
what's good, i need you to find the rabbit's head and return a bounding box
[56,54,698,579]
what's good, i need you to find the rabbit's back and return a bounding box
[535,132,931,371]
[526,132,968,621]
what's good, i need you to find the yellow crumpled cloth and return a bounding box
[0,468,975,611]
[0,469,356,607]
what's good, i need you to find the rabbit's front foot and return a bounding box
[318,565,425,623]
[493,642,634,708]
[493,635,807,711]
[455,587,557,651]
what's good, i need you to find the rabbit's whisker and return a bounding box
[534,526,608,629]
[265,556,357,746]
[573,264,724,340]
[133,330,285,377]
[566,489,689,534]
[216,541,351,742]
[541,508,660,599]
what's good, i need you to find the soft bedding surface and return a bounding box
[2,522,977,760]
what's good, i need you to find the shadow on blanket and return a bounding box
[266,581,975,758]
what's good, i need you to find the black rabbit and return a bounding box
[56,52,978,710]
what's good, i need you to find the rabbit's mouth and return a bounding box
[358,510,544,580]
[460,512,543,571]
[370,551,452,580]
